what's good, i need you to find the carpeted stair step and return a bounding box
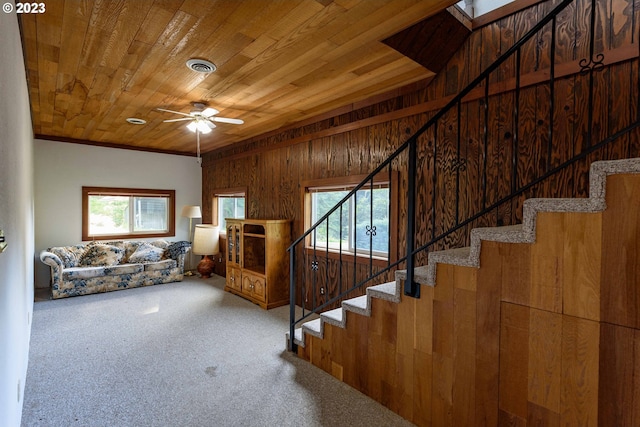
[293,280,400,347]
[301,318,323,338]
[342,295,370,316]
[321,307,345,328]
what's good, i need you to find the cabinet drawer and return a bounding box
[227,267,242,292]
[242,273,266,302]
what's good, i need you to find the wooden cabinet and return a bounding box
[224,219,292,309]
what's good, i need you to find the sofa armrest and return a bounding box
[40,251,63,287]
[166,241,191,269]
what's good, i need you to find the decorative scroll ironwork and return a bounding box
[366,225,377,237]
[579,53,605,75]
[311,260,319,271]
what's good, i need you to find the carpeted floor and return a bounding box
[22,275,414,427]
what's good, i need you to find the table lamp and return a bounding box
[192,224,219,279]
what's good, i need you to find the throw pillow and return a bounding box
[128,243,164,263]
[79,244,124,267]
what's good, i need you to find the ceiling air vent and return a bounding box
[186,58,217,74]
[126,118,146,125]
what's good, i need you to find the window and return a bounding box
[82,187,175,240]
[306,176,393,259]
[212,189,246,231]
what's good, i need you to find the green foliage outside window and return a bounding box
[219,197,245,230]
[312,187,389,255]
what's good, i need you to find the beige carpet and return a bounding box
[22,275,413,427]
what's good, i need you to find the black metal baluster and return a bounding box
[339,204,343,296]
[548,16,556,172]
[583,0,601,149]
[312,228,317,311]
[289,246,296,351]
[369,178,374,275]
[456,100,462,226]
[405,136,418,297]
[388,163,392,268]
[483,76,489,210]
[432,125,438,242]
[513,47,521,194]
[353,191,357,292]
[325,216,329,302]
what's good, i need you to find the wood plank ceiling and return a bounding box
[19,0,460,156]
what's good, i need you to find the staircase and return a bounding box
[285,0,640,424]
[290,158,640,426]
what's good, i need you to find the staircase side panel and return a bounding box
[600,174,640,329]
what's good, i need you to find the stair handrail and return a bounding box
[288,0,638,350]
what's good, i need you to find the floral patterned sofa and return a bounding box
[40,240,190,299]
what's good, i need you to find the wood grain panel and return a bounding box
[528,309,562,415]
[499,302,530,420]
[561,315,601,427]
[598,322,635,426]
[453,287,477,427]
[475,241,503,426]
[562,212,602,321]
[601,174,640,329]
[530,213,564,313]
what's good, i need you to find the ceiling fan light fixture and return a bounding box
[186,58,217,74]
[187,119,214,134]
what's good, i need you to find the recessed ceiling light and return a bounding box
[126,118,146,125]
[186,58,217,73]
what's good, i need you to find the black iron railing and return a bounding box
[289,0,640,350]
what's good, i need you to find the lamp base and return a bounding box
[197,255,215,279]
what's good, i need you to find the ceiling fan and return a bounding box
[157,102,244,164]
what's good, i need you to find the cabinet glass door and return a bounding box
[227,225,233,263]
[235,225,241,265]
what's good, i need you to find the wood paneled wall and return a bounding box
[298,173,640,426]
[202,0,640,304]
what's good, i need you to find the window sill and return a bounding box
[304,246,389,267]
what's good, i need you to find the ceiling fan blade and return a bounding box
[212,117,244,125]
[163,117,194,123]
[156,108,193,117]
[201,107,219,117]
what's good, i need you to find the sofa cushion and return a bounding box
[79,244,124,267]
[150,239,170,250]
[103,263,144,275]
[63,266,106,280]
[49,245,86,268]
[143,259,177,272]
[111,241,140,263]
[166,241,191,259]
[128,243,164,263]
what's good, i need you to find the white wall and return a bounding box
[457,0,514,17]
[0,8,35,427]
[34,140,202,288]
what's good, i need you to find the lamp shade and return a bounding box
[192,225,219,255]
[181,205,202,218]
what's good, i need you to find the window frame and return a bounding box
[302,173,398,265]
[211,187,247,234]
[82,187,175,241]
